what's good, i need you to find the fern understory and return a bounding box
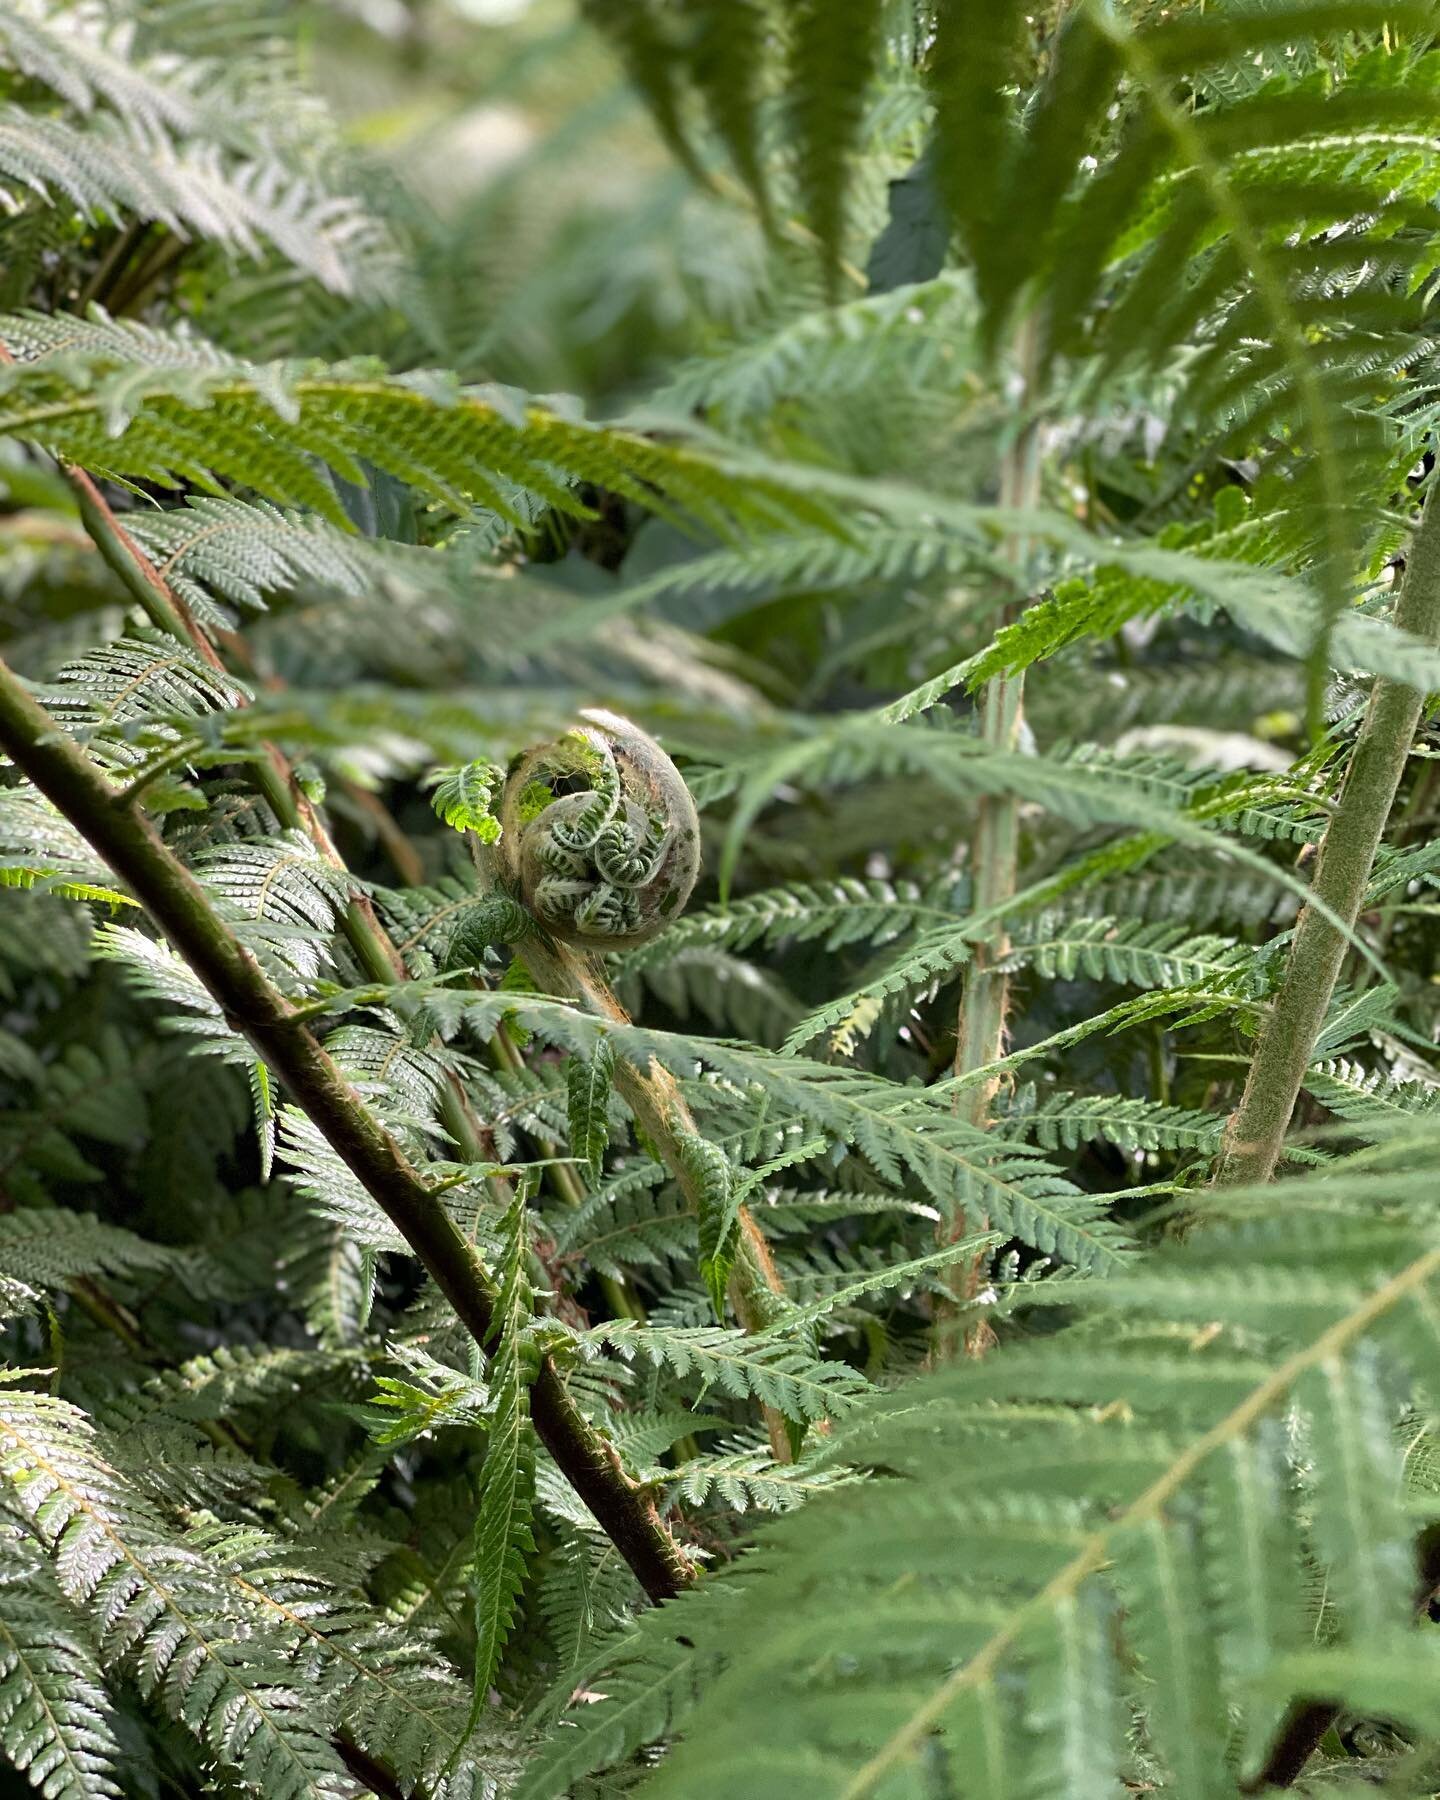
[0,0,1439,1795]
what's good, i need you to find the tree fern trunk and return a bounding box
[1215,478,1440,1187]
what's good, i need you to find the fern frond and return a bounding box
[786,0,885,284]
[1001,1088,1225,1157]
[657,273,977,430]
[0,1025,152,1192]
[566,1035,616,1190]
[367,1355,488,1450]
[0,0,210,140]
[468,1193,536,1701]
[764,1231,1002,1335]
[39,627,250,751]
[619,876,958,968]
[93,922,257,1063]
[325,1023,455,1119]
[968,496,1440,696]
[582,1318,871,1424]
[464,994,1135,1275]
[780,777,1317,1055]
[123,495,439,625]
[126,1342,364,1432]
[534,1518,640,1700]
[671,1438,852,1514]
[538,1178,1440,1797]
[925,0,1028,315]
[0,783,130,899]
[275,1109,411,1257]
[1010,916,1253,991]
[549,1170,689,1278]
[0,315,847,539]
[515,1584,725,1800]
[1306,1058,1440,1128]
[178,1522,494,1799]
[192,830,351,956]
[0,1209,177,1296]
[0,1546,123,1800]
[684,0,774,223]
[0,1381,356,1797]
[0,111,381,293]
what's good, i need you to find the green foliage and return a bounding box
[679,1122,737,1316]
[431,760,505,842]
[580,1319,871,1426]
[0,317,845,540]
[469,1193,537,1705]
[566,1034,616,1188]
[0,1379,357,1797]
[2,2,1440,1797]
[535,1175,1440,1798]
[0,1548,122,1800]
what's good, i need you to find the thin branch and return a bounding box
[1214,478,1440,1187]
[0,658,692,1603]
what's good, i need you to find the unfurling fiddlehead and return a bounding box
[498,710,700,950]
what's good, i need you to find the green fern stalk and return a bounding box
[934,315,1042,1362]
[1216,478,1440,1186]
[0,654,693,1604]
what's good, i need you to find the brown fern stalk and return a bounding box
[514,927,794,1459]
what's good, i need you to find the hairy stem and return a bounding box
[504,922,795,1461]
[933,315,1041,1363]
[1214,479,1440,1187]
[0,659,691,1602]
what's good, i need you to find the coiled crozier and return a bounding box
[496,709,700,950]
